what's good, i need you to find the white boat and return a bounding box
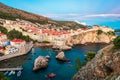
[8,71,15,76]
[17,71,22,77]
[32,47,35,54]
[12,71,15,75]
[4,71,9,75]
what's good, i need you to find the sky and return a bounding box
[0,0,120,29]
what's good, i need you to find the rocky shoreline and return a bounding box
[72,44,120,80]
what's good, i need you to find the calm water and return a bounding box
[6,43,108,80]
[79,18,120,30]
[115,32,120,36]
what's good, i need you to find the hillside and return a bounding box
[0,2,86,29]
[73,44,120,80]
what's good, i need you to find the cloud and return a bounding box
[83,14,120,18]
[42,13,120,20]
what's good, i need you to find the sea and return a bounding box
[79,17,120,29]
[1,43,108,80]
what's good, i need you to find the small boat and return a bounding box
[48,73,56,78]
[8,71,15,76]
[4,71,9,75]
[45,73,56,78]
[17,71,22,77]
[12,71,15,75]
[32,47,35,54]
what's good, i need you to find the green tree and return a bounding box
[0,72,9,80]
[22,35,31,42]
[97,30,103,35]
[0,11,17,20]
[107,31,115,36]
[7,29,31,42]
[85,51,96,61]
[7,29,22,40]
[0,26,8,34]
[113,36,120,48]
[74,57,82,71]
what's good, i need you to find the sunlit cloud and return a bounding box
[83,14,120,17]
[42,13,120,20]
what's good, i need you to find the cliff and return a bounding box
[72,44,120,80]
[66,30,115,45]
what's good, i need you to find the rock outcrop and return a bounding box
[56,51,69,61]
[72,44,120,80]
[66,30,115,45]
[33,56,50,71]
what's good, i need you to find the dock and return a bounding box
[0,68,23,72]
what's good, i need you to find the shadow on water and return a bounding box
[0,53,30,68]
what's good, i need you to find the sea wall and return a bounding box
[0,42,33,61]
[66,30,116,45]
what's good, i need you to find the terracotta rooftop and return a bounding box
[0,33,5,36]
[42,29,71,36]
[11,39,25,42]
[0,46,3,50]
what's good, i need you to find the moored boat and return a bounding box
[8,71,15,76]
[17,71,22,77]
[4,71,9,75]
[45,73,56,78]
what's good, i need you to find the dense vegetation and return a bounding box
[113,36,120,48]
[0,72,9,80]
[7,29,31,42]
[74,51,96,70]
[0,26,32,42]
[0,11,48,24]
[85,51,96,61]
[0,11,18,20]
[97,30,103,35]
[107,31,115,36]
[74,57,82,70]
[0,26,8,34]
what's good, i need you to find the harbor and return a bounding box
[0,43,108,80]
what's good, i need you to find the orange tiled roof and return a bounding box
[0,33,5,36]
[11,39,25,42]
[0,46,3,50]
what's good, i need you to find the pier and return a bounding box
[0,68,23,72]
